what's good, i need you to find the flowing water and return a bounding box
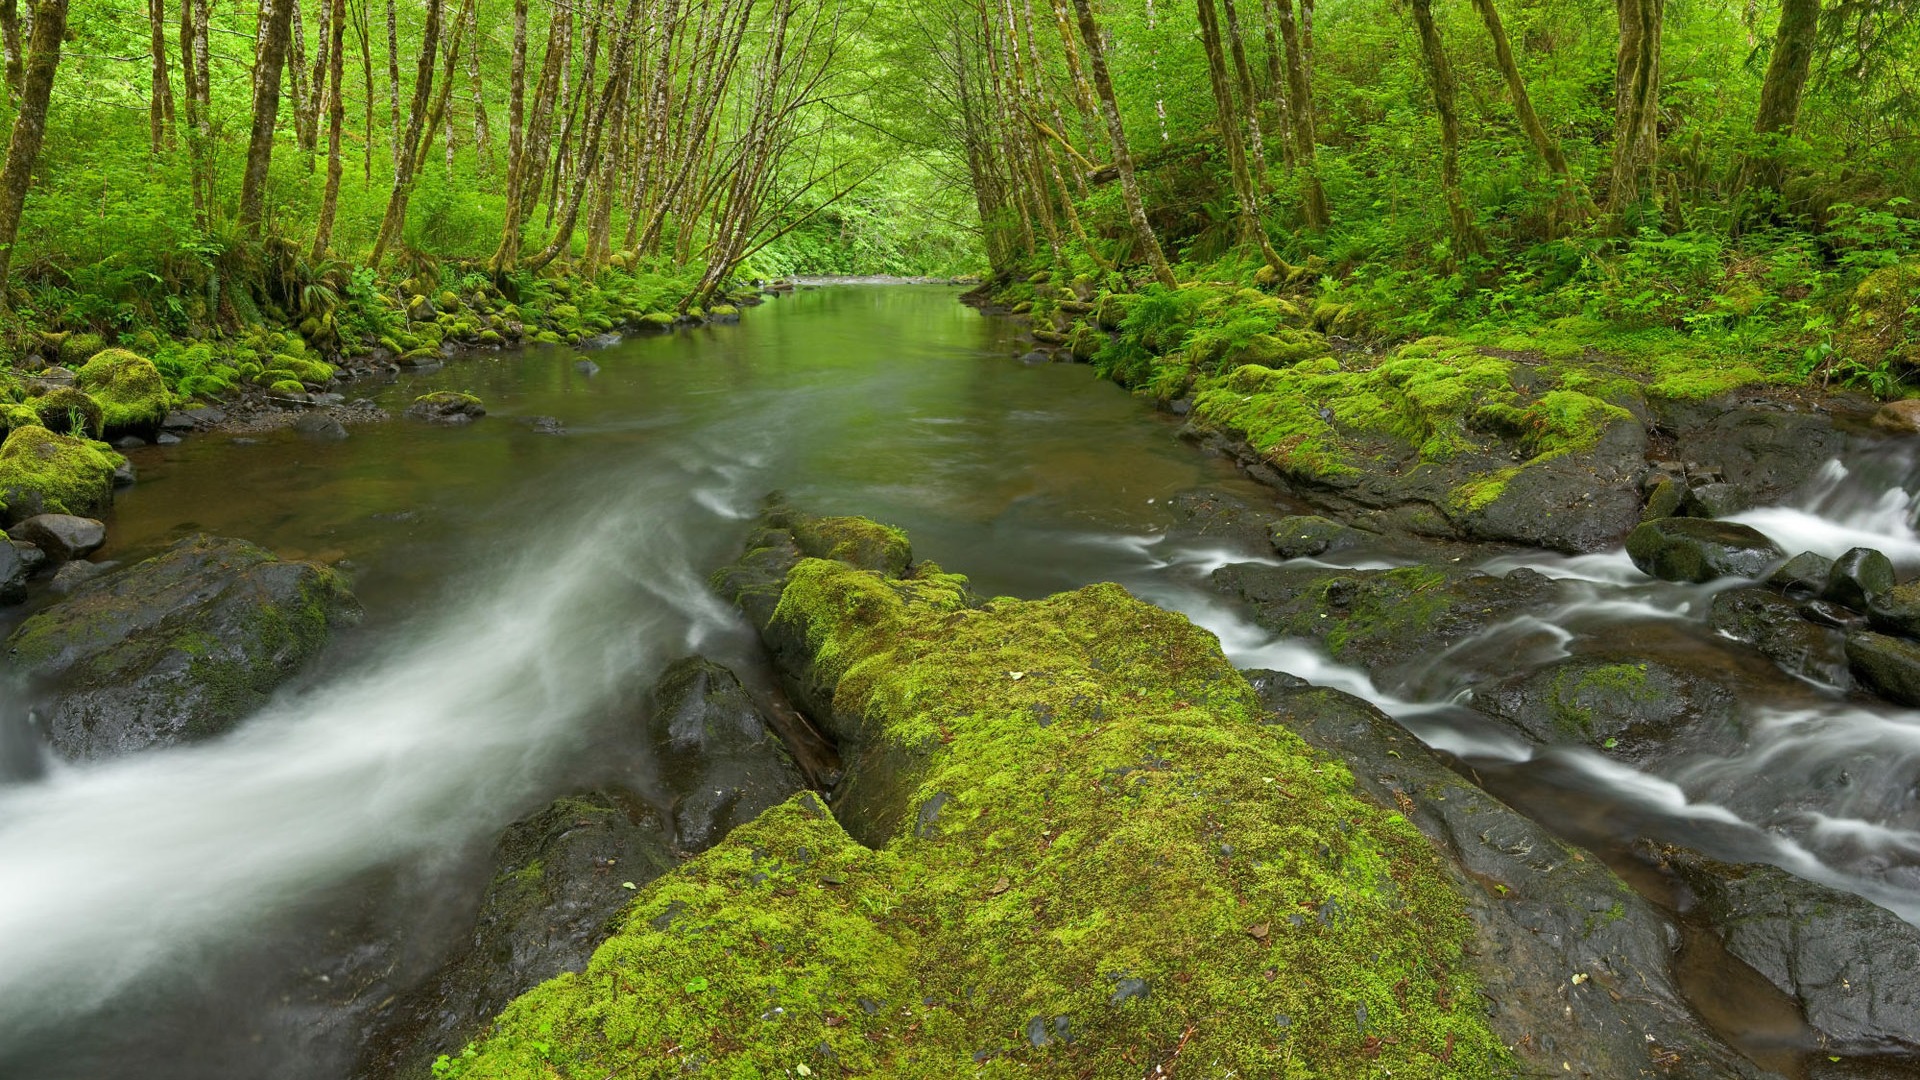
[2,284,1919,1076]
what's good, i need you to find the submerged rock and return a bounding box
[359,790,679,1080]
[4,534,361,759]
[1625,517,1785,583]
[291,412,349,440]
[1267,513,1375,559]
[1252,676,1773,1079]
[1468,652,1743,761]
[1710,587,1852,688]
[1662,850,1920,1057]
[8,513,106,562]
[1871,399,1920,434]
[645,656,806,851]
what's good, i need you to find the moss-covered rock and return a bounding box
[30,386,104,439]
[75,348,170,434]
[440,516,1508,1078]
[0,424,121,525]
[58,332,106,367]
[406,391,486,424]
[4,534,361,758]
[1625,517,1786,583]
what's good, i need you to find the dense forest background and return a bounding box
[0,0,1915,393]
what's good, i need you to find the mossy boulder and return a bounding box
[30,386,104,439]
[440,517,1511,1078]
[1625,517,1786,583]
[0,401,41,434]
[3,534,361,759]
[1844,631,1920,706]
[1468,652,1744,761]
[0,424,122,525]
[406,391,486,424]
[58,332,106,367]
[75,348,170,435]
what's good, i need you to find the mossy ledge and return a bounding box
[437,509,1510,1078]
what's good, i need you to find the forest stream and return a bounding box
[6,285,1920,1078]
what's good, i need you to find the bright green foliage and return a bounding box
[0,425,122,520]
[76,349,171,433]
[441,529,1507,1078]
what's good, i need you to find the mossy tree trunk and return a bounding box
[1738,0,1818,195]
[1273,0,1328,228]
[463,0,491,173]
[147,0,175,153]
[310,0,347,259]
[1257,0,1295,166]
[524,0,644,274]
[385,0,401,174]
[288,0,314,155]
[179,0,212,225]
[1197,0,1286,272]
[1219,0,1271,188]
[1409,0,1482,257]
[1469,0,1568,180]
[1070,0,1178,287]
[367,0,444,265]
[1609,0,1663,211]
[0,0,69,301]
[306,0,330,159]
[0,0,20,104]
[237,0,296,237]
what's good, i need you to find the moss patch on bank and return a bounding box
[438,524,1510,1078]
[0,424,123,521]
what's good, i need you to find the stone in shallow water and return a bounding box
[290,412,348,441]
[645,656,805,852]
[8,513,105,561]
[1824,546,1896,610]
[1769,550,1834,597]
[1625,516,1785,583]
[1845,631,1920,706]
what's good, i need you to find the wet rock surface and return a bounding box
[1710,587,1853,688]
[1468,652,1746,762]
[645,656,806,851]
[1248,674,1774,1079]
[1844,632,1920,706]
[1660,850,1920,1057]
[3,534,361,759]
[0,536,25,604]
[1627,517,1787,583]
[8,513,106,562]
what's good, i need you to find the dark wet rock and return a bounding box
[112,435,147,449]
[1626,517,1786,583]
[3,535,361,759]
[8,513,105,562]
[1468,652,1743,760]
[1825,547,1896,611]
[518,415,565,435]
[404,391,485,424]
[1867,581,1920,639]
[1159,487,1278,552]
[1457,417,1649,554]
[1845,632,1920,706]
[1669,406,1842,507]
[111,456,135,486]
[49,559,115,595]
[1683,481,1752,517]
[291,413,349,441]
[1811,1059,1920,1079]
[1804,598,1869,630]
[1267,514,1374,559]
[572,359,600,376]
[1211,561,1560,683]
[1250,677,1774,1079]
[1017,349,1051,365]
[1870,399,1920,435]
[358,790,678,1080]
[155,432,182,446]
[1771,551,1836,598]
[0,539,24,605]
[1709,588,1853,688]
[1661,850,1920,1057]
[645,656,806,851]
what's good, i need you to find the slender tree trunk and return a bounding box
[1219,0,1270,189]
[386,0,401,173]
[148,0,175,152]
[1257,0,1294,166]
[0,0,20,104]
[368,0,445,264]
[355,0,372,180]
[1070,0,1176,286]
[1469,0,1568,178]
[489,0,530,271]
[465,0,491,172]
[308,0,330,150]
[1409,0,1480,256]
[311,0,347,258]
[289,0,314,153]
[526,0,644,272]
[0,0,69,299]
[238,0,297,236]
[1197,0,1280,268]
[1739,0,1817,193]
[181,0,212,223]
[1273,0,1327,227]
[1609,0,1662,209]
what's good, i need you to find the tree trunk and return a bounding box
[307,0,330,153]
[0,0,69,299]
[289,0,314,154]
[238,0,297,236]
[385,0,401,173]
[368,0,445,264]
[1070,0,1177,286]
[0,0,20,103]
[1273,0,1327,227]
[1739,0,1817,193]
[465,0,490,173]
[1218,0,1270,189]
[1469,0,1568,178]
[180,0,212,223]
[526,0,644,273]
[311,0,347,258]
[1409,0,1480,255]
[355,0,372,180]
[1197,0,1282,269]
[1609,0,1662,209]
[1257,0,1294,166]
[148,0,175,152]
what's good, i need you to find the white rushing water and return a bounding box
[0,454,759,1045]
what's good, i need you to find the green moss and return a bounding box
[1450,467,1521,513]
[1549,662,1657,742]
[76,348,170,433]
[30,386,105,439]
[268,379,307,395]
[415,390,483,409]
[0,424,120,518]
[0,402,39,434]
[59,332,106,368]
[441,525,1506,1079]
[786,513,912,577]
